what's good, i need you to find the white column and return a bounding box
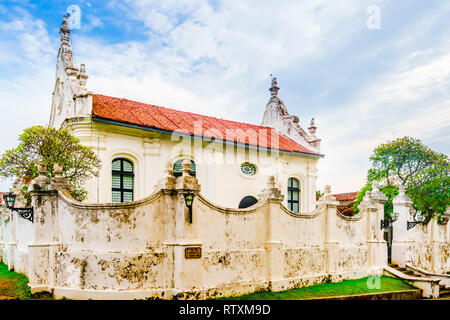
[392,185,412,267]
[430,218,441,273]
[365,182,388,267]
[323,189,339,274]
[6,211,16,271]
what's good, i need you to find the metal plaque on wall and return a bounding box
[185,247,202,259]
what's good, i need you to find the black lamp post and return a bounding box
[2,192,34,222]
[407,212,425,230]
[380,211,399,230]
[183,193,194,224]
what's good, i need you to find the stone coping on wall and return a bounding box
[336,210,363,222]
[58,189,163,210]
[57,189,361,222]
[196,193,265,215]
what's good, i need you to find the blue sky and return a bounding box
[0,0,449,193]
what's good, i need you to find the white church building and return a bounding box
[0,17,448,300]
[50,16,323,211]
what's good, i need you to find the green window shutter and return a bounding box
[288,178,300,213]
[112,174,121,189]
[112,158,135,203]
[123,192,133,203]
[112,191,121,203]
[123,176,133,189]
[123,160,133,173]
[112,159,121,171]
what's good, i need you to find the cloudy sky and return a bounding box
[0,0,449,194]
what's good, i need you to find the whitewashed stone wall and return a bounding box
[392,186,450,273]
[0,166,391,300]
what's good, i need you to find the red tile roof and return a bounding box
[92,94,322,156]
[332,192,358,201]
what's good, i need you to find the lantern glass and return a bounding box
[392,212,399,221]
[3,193,16,209]
[184,194,193,207]
[416,213,424,223]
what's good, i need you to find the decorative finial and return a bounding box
[60,15,71,44]
[37,163,48,177]
[269,76,279,97]
[58,15,75,70]
[267,175,276,188]
[78,64,88,86]
[53,163,64,178]
[181,159,192,177]
[308,118,317,136]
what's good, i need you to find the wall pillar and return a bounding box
[430,218,441,273]
[169,160,203,295]
[392,185,412,267]
[5,211,16,271]
[364,182,388,267]
[322,185,339,274]
[262,176,284,289]
[27,163,69,293]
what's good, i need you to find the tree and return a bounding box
[354,137,449,223]
[0,126,101,203]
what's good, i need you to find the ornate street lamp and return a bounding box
[407,212,425,230]
[183,193,195,224]
[2,192,34,222]
[380,211,399,230]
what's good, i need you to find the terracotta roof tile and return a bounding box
[92,94,322,156]
[332,192,358,201]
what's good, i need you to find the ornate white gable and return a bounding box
[261,78,321,153]
[49,16,92,129]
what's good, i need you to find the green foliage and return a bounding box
[316,190,324,198]
[353,182,372,215]
[0,126,101,202]
[354,137,449,222]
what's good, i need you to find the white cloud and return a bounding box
[316,46,450,193]
[84,14,103,31]
[0,7,56,191]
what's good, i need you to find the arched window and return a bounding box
[287,178,300,213]
[238,196,258,209]
[173,159,196,177]
[112,158,134,203]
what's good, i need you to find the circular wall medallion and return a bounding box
[240,162,257,176]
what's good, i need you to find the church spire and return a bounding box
[58,15,75,70]
[269,76,280,97]
[308,118,317,137]
[60,15,71,44]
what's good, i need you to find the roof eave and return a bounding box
[92,116,324,158]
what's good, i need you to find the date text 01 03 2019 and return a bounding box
[178,304,271,317]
